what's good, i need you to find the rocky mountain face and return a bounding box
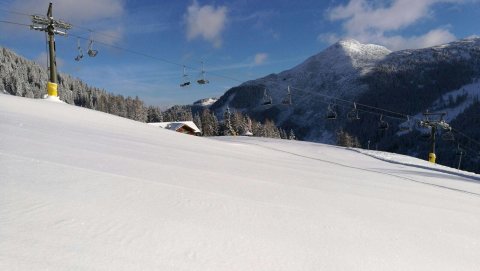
[210,37,480,172]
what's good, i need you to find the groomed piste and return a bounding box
[1,94,480,270]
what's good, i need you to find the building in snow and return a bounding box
[148,121,201,136]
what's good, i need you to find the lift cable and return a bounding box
[1,18,480,155]
[0,7,31,17]
[0,19,30,27]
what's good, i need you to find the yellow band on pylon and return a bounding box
[47,82,58,97]
[428,153,436,164]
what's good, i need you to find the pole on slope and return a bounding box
[420,111,451,164]
[457,143,465,170]
[429,125,437,163]
[30,3,71,98]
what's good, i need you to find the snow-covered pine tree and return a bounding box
[0,46,152,123]
[147,106,163,122]
[288,129,296,140]
[222,107,237,136]
[200,109,219,136]
[230,111,246,135]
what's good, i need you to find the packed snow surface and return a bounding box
[1,95,480,270]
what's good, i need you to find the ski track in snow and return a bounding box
[1,94,480,270]
[222,138,480,197]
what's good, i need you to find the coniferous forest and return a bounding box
[1,47,289,139]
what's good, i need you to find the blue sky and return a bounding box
[0,0,479,107]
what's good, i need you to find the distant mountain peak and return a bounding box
[329,38,392,55]
[336,38,362,47]
[285,38,391,78]
[463,35,480,41]
[193,97,217,107]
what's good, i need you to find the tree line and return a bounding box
[1,47,295,140]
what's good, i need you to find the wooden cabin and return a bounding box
[148,121,201,136]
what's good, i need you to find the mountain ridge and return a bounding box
[210,37,480,172]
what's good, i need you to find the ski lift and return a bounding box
[74,39,83,61]
[399,115,412,131]
[378,114,389,130]
[282,86,292,105]
[261,88,272,106]
[197,61,209,84]
[326,103,337,120]
[442,129,455,141]
[87,40,98,57]
[180,65,191,87]
[347,102,360,120]
[420,126,432,139]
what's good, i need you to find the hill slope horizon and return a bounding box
[2,94,480,270]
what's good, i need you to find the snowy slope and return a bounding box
[425,79,480,122]
[1,95,480,270]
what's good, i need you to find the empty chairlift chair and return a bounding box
[378,114,389,130]
[347,102,360,120]
[326,104,337,120]
[261,89,272,106]
[282,86,292,105]
[197,61,209,85]
[87,40,98,57]
[74,39,83,61]
[420,126,432,139]
[180,66,191,87]
[399,116,412,132]
[442,129,455,141]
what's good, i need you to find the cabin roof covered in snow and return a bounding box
[148,121,201,133]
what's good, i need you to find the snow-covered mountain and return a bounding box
[2,94,480,270]
[350,37,480,171]
[210,39,392,141]
[210,37,480,172]
[193,97,217,107]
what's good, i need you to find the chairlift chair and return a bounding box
[442,130,455,141]
[399,116,412,131]
[378,114,389,130]
[420,126,432,139]
[326,104,337,120]
[261,88,272,106]
[347,102,360,120]
[197,61,209,85]
[74,39,83,61]
[282,86,292,105]
[180,65,191,87]
[87,40,98,57]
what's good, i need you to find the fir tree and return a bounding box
[288,129,296,140]
[200,109,219,136]
[147,106,163,123]
[222,107,237,136]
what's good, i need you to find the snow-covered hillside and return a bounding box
[211,39,392,141]
[193,97,217,107]
[1,94,480,270]
[244,39,391,98]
